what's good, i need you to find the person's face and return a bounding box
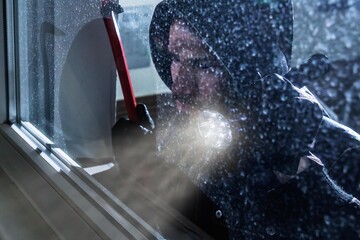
[168,20,226,114]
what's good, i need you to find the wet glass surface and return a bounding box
[16,0,360,239]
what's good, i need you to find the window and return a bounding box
[3,0,360,239]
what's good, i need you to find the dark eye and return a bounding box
[191,59,215,70]
[169,52,180,63]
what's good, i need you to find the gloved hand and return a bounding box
[112,103,154,136]
[112,103,155,165]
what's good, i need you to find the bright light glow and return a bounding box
[197,110,232,149]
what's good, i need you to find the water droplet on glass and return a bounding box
[215,210,222,218]
[266,226,276,236]
[324,215,331,225]
[326,89,337,98]
[262,109,269,115]
[280,94,287,101]
[240,115,247,121]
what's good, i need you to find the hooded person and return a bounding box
[143,0,360,239]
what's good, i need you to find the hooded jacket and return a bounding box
[149,0,317,171]
[149,0,360,239]
[150,0,292,89]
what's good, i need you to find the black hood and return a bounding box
[149,0,293,89]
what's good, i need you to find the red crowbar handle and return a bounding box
[101,0,139,123]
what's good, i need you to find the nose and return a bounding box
[171,61,197,96]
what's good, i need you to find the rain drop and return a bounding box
[215,210,222,218]
[266,226,276,236]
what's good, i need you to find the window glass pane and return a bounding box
[149,0,360,238]
[16,0,360,239]
[18,1,116,161]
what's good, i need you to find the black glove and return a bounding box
[112,103,155,165]
[112,103,154,136]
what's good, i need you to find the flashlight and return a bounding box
[197,110,232,149]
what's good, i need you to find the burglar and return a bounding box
[114,0,360,239]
